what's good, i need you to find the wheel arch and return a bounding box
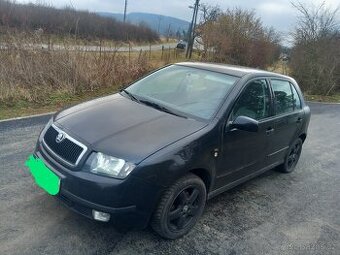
[299,133,307,143]
[189,168,212,193]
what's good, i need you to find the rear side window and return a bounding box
[271,80,294,114]
[291,84,302,109]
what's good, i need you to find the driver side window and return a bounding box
[231,79,271,121]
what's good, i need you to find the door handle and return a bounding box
[266,127,275,135]
[296,117,303,123]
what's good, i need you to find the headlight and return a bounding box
[85,152,135,179]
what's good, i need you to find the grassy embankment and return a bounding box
[1,47,338,121]
[0,36,191,120]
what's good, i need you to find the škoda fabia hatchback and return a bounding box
[26,62,310,239]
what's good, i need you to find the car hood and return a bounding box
[55,93,206,163]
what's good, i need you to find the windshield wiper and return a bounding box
[139,99,187,119]
[121,89,140,103]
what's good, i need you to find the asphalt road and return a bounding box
[0,102,339,255]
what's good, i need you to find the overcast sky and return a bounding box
[17,0,339,37]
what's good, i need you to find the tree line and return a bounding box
[197,6,281,69]
[290,2,339,95]
[197,2,339,95]
[0,0,159,42]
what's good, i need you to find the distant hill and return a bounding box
[98,12,190,37]
[0,1,159,42]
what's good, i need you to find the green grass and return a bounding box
[0,85,120,120]
[304,94,340,103]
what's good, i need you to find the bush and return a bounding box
[197,8,281,69]
[290,2,340,95]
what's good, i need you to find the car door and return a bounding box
[215,78,275,189]
[266,79,305,165]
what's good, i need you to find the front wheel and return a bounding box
[277,138,303,173]
[151,173,206,239]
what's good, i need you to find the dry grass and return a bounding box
[1,35,338,120]
[0,34,191,119]
[0,34,155,106]
[267,60,291,76]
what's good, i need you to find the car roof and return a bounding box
[175,62,292,80]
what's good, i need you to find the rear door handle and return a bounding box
[266,127,275,135]
[296,117,303,123]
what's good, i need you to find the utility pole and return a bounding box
[186,6,195,58]
[167,24,172,42]
[123,0,128,22]
[186,0,200,59]
[157,16,163,34]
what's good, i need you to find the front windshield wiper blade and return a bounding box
[139,99,187,119]
[121,89,140,103]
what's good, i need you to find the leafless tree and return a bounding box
[290,1,339,95]
[197,7,280,68]
[200,4,221,23]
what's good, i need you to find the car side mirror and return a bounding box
[229,116,259,132]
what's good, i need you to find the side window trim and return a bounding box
[265,77,275,117]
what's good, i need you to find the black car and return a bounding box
[176,41,187,49]
[27,62,311,239]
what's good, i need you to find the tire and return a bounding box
[277,138,303,173]
[151,173,206,239]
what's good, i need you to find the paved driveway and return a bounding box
[0,102,339,255]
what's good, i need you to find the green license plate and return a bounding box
[26,155,60,196]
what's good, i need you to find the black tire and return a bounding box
[151,173,206,239]
[277,138,303,173]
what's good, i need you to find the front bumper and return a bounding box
[34,143,163,229]
[57,187,136,220]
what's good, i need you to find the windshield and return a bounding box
[125,65,239,120]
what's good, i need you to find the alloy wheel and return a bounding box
[167,186,202,231]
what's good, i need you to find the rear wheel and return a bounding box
[277,138,303,173]
[151,173,206,239]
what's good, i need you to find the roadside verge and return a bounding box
[0,112,54,131]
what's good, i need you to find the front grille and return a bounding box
[43,125,85,165]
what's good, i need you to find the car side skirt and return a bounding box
[207,161,283,200]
